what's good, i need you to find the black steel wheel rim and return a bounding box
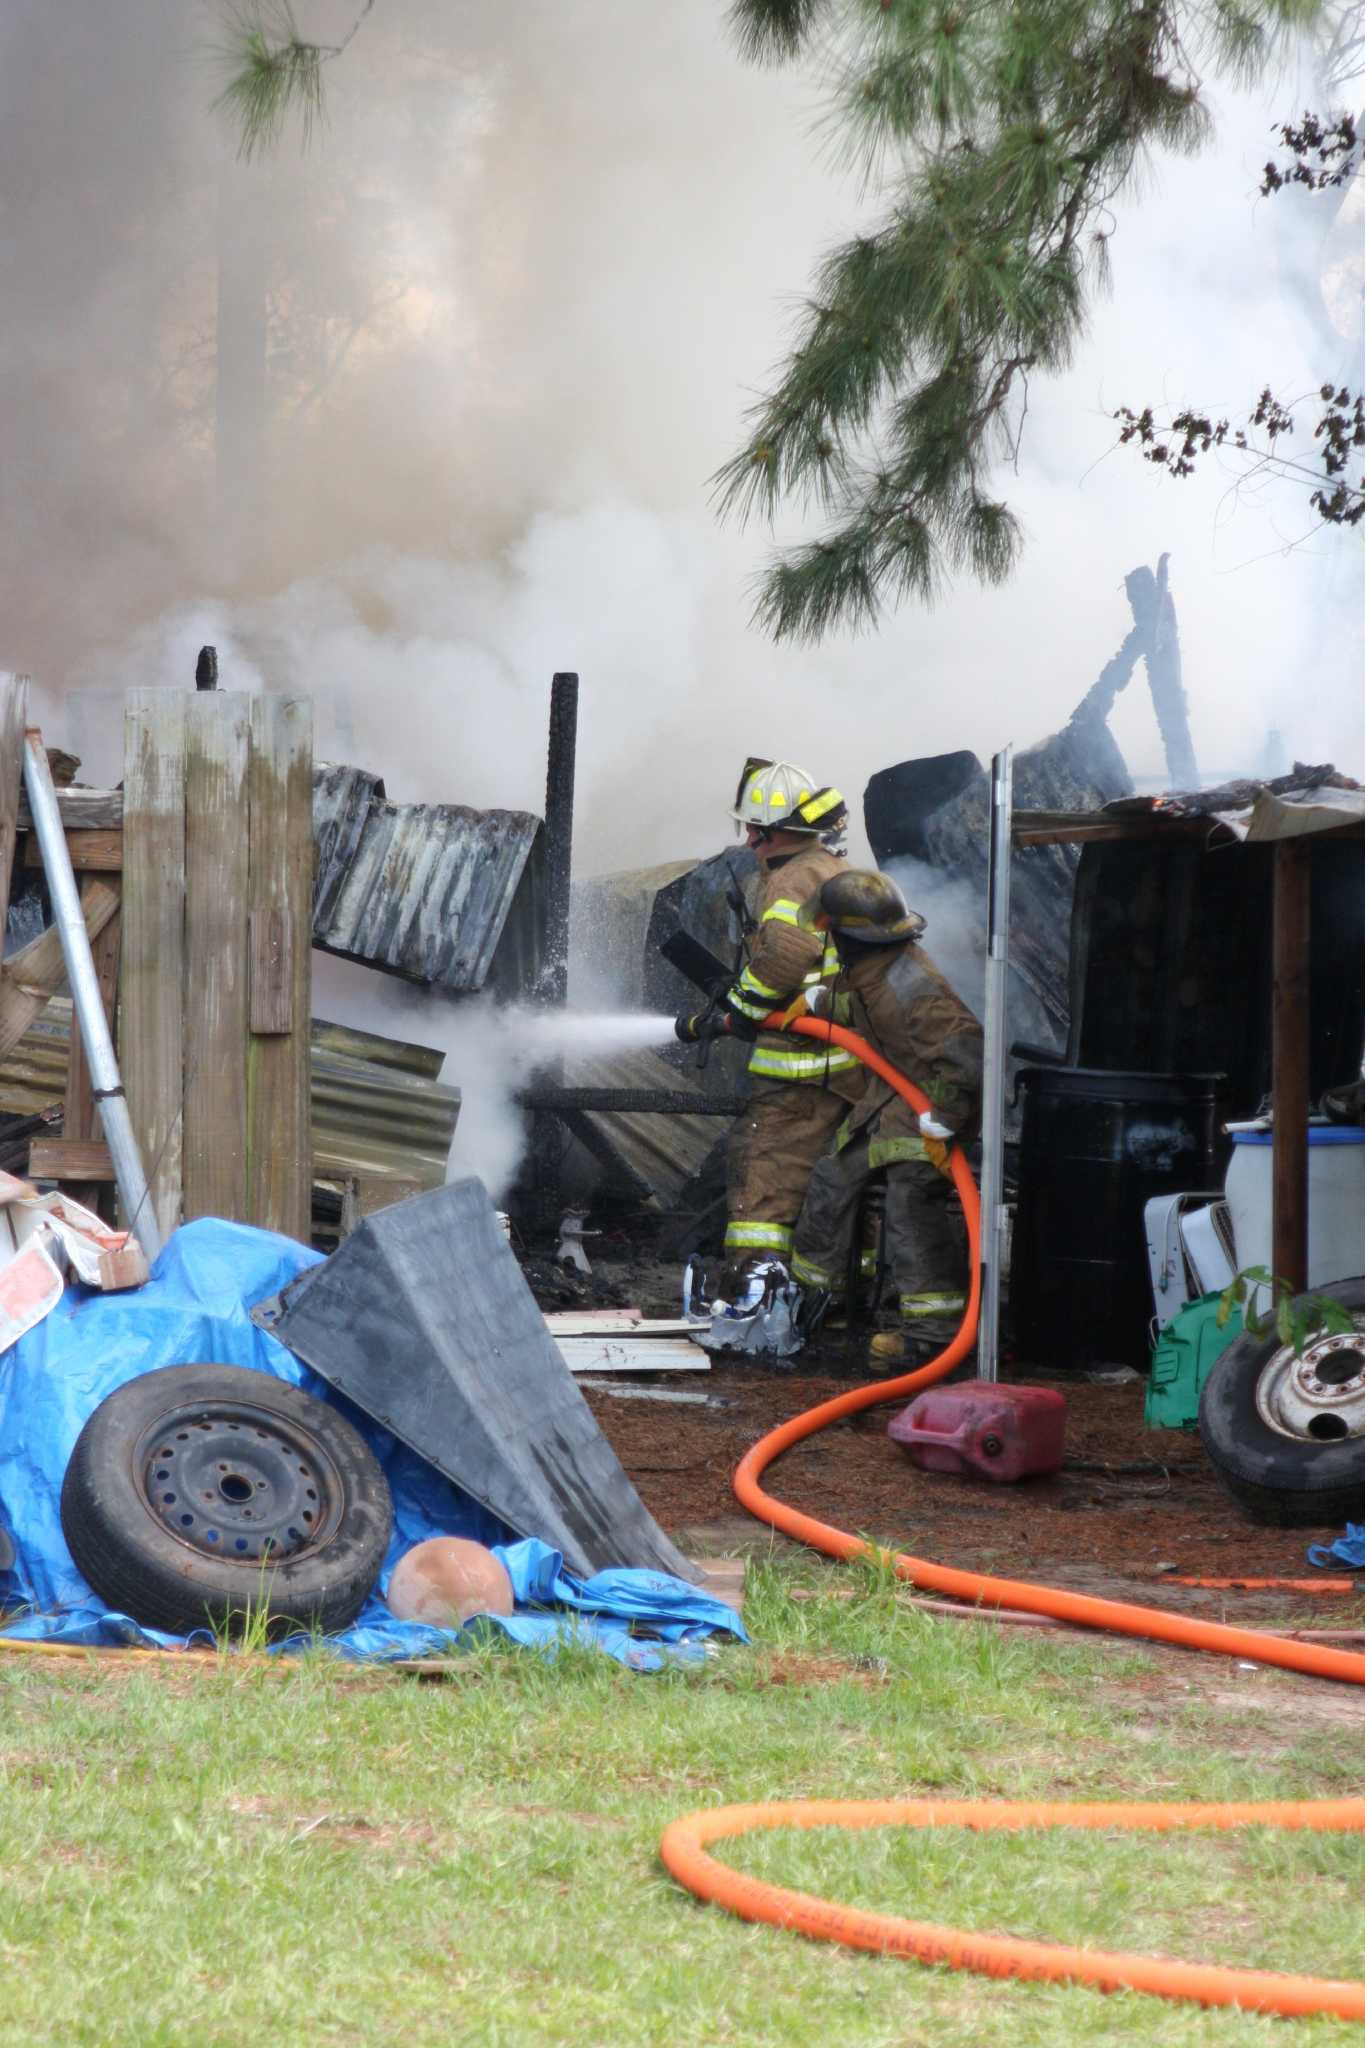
[133,1398,346,1564]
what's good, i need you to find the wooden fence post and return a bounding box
[246,695,313,1238]
[182,693,251,1221]
[122,692,187,1242]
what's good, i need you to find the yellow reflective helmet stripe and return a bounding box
[793,785,845,826]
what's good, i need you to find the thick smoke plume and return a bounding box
[4,1,1361,860]
[2,2,1362,1197]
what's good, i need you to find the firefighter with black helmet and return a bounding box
[789,868,982,1362]
[675,757,863,1294]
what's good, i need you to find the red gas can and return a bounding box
[887,1380,1066,1484]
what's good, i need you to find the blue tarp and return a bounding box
[1307,1523,1365,1572]
[0,1219,745,1670]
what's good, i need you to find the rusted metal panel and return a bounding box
[312,764,544,996]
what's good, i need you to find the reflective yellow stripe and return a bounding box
[867,1134,929,1170]
[761,899,802,926]
[737,968,782,1000]
[801,951,841,986]
[900,1292,967,1316]
[728,991,770,1022]
[748,1046,860,1080]
[795,785,844,824]
[791,1251,839,1290]
[724,1221,793,1252]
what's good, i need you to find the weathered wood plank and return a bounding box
[183,694,250,1222]
[246,696,313,1239]
[29,1138,115,1182]
[16,789,122,831]
[248,905,293,1034]
[0,878,120,1064]
[122,691,186,1241]
[22,829,122,872]
[0,677,28,954]
[58,904,122,1211]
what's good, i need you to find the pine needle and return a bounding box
[213,0,374,160]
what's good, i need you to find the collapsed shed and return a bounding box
[1006,769,1365,1371]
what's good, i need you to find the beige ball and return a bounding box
[386,1538,515,1629]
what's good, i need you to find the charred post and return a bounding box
[542,671,579,1006]
[528,671,579,1238]
[1272,838,1311,1295]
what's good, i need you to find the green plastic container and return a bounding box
[1145,1293,1244,1431]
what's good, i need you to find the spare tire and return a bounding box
[1198,1277,1365,1525]
[60,1363,393,1637]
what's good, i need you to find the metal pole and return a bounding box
[976,744,1013,1381]
[22,731,163,1263]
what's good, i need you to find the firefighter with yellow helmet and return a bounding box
[676,758,863,1294]
[790,868,982,1362]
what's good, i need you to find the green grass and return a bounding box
[0,1558,1359,2045]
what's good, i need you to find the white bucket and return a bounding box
[1224,1128,1365,1300]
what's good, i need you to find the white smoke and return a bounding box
[311,952,673,1199]
[6,2,1365,1154]
[8,4,1362,850]
[881,860,987,1022]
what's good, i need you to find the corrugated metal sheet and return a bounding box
[312,763,546,996]
[313,763,386,931]
[563,1048,724,1206]
[0,1004,460,1192]
[311,1047,458,1187]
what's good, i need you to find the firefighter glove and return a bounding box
[917,1109,953,1178]
[724,1002,762,1042]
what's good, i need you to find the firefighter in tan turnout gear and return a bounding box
[676,759,862,1296]
[790,869,983,1363]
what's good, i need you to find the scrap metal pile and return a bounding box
[0,665,739,1661]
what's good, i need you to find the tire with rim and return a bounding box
[1198,1276,1365,1525]
[60,1363,393,1637]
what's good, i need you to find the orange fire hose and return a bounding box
[661,1016,1365,2019]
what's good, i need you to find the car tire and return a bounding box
[60,1363,393,1637]
[1198,1277,1365,1526]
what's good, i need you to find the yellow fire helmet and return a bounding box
[731,757,847,837]
[813,868,926,945]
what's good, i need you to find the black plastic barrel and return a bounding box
[1011,1068,1224,1373]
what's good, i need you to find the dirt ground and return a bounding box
[580,1364,1364,1625]
[532,1242,1363,1626]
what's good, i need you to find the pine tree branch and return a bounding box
[720,0,1316,639]
[214,0,377,159]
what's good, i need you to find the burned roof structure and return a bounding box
[312,762,545,999]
